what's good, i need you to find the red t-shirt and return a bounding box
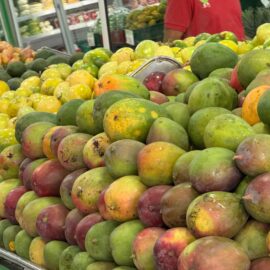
[164,0,245,40]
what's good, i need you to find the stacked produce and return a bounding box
[0,41,35,66]
[125,1,166,30]
[20,19,55,37]
[15,0,77,15]
[2,23,270,270]
[16,0,43,16]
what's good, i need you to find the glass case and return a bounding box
[97,0,166,50]
[6,0,100,53]
[0,15,6,41]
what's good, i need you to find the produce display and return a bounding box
[0,41,35,66]
[125,1,166,30]
[20,19,55,37]
[2,23,270,270]
[14,0,79,16]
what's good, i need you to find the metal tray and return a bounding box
[0,248,45,270]
[130,56,182,82]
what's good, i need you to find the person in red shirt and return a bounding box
[164,0,245,41]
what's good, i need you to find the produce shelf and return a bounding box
[22,21,95,44]
[22,29,61,43]
[69,20,96,31]
[17,0,98,23]
[0,248,45,270]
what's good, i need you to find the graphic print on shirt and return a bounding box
[200,0,211,8]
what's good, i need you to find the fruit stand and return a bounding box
[2,11,270,270]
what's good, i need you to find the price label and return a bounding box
[87,32,95,47]
[125,29,135,46]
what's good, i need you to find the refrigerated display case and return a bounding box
[6,0,100,53]
[98,0,166,50]
[0,1,18,44]
[0,15,6,41]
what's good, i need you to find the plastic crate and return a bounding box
[125,22,164,46]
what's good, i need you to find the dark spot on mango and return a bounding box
[77,186,83,198]
[7,153,13,158]
[71,156,77,162]
[93,139,99,149]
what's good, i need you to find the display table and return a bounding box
[0,248,44,270]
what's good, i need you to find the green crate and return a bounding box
[241,0,262,10]
[94,34,103,47]
[125,22,164,46]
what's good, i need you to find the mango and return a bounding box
[83,132,110,169]
[104,139,145,178]
[146,117,189,150]
[44,240,69,270]
[0,144,25,180]
[104,175,147,222]
[21,121,55,159]
[149,91,169,104]
[85,220,119,261]
[31,159,70,197]
[162,102,190,129]
[234,220,269,260]
[190,42,238,79]
[103,98,168,142]
[138,142,185,186]
[250,257,270,270]
[161,183,199,228]
[186,191,248,238]
[178,236,250,270]
[60,168,87,210]
[15,191,38,228]
[172,150,200,184]
[137,185,171,227]
[71,167,114,214]
[154,228,195,270]
[188,77,237,114]
[57,133,92,171]
[110,220,144,267]
[59,245,81,270]
[132,227,165,270]
[64,208,85,245]
[235,134,270,176]
[14,230,33,259]
[93,90,140,132]
[76,100,100,135]
[71,252,95,270]
[188,107,232,149]
[29,237,46,267]
[204,114,255,151]
[0,179,21,218]
[36,204,69,242]
[189,147,242,193]
[243,172,270,223]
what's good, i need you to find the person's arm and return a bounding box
[163,0,192,42]
[164,28,184,42]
